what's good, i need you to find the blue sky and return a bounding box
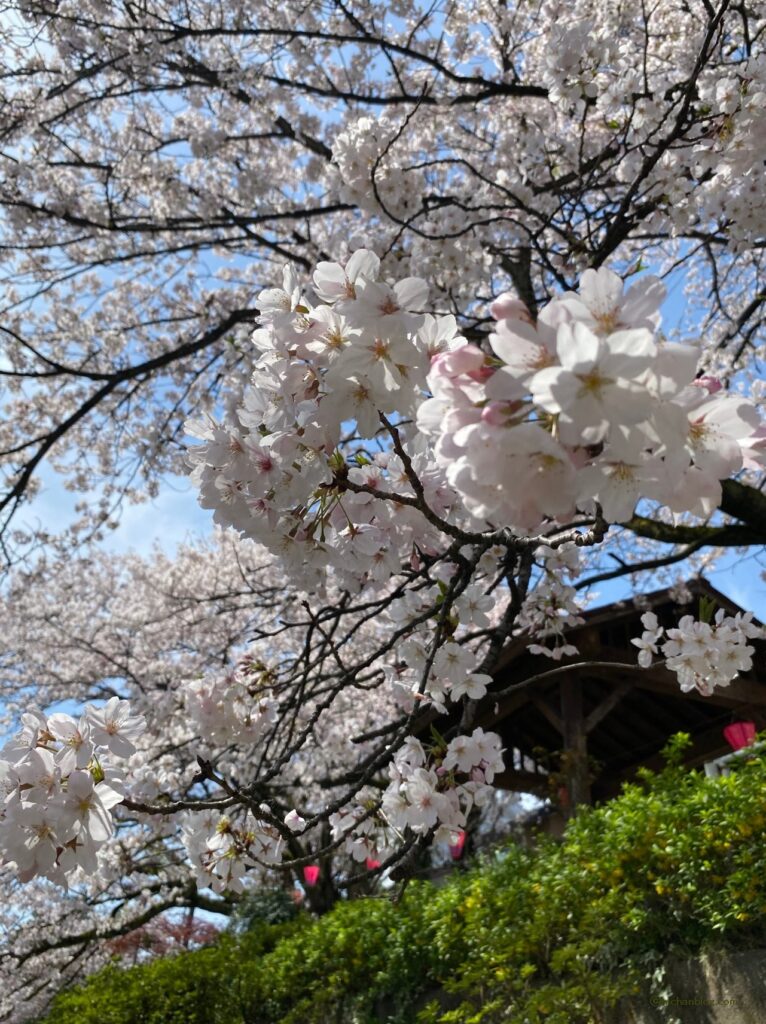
[584,548,766,620]
[23,463,210,558]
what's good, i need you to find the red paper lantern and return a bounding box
[723,721,757,751]
[303,864,320,887]
[365,857,381,871]
[449,830,466,861]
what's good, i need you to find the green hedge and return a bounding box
[40,737,766,1024]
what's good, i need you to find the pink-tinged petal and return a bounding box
[696,396,761,438]
[600,470,641,522]
[47,713,78,741]
[693,375,723,394]
[87,805,114,843]
[741,427,766,469]
[258,287,290,309]
[490,293,531,322]
[529,366,578,413]
[558,407,609,446]
[108,734,136,758]
[662,465,722,516]
[691,433,743,479]
[484,367,527,401]
[651,343,699,396]
[601,328,656,378]
[537,299,572,334]
[313,262,346,292]
[313,262,344,286]
[431,344,485,377]
[416,396,448,433]
[489,320,547,368]
[353,278,388,310]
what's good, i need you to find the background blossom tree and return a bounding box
[2,0,766,1019]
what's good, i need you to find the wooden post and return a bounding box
[560,678,590,813]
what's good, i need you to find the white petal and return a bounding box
[345,249,380,282]
[393,277,429,310]
[580,267,623,319]
[557,321,600,371]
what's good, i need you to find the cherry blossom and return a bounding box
[86,699,146,759]
[1,3,766,1016]
[632,609,764,696]
[0,705,138,884]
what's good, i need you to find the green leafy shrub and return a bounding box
[39,739,766,1024]
[228,887,300,931]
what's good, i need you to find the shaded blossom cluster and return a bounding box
[330,728,504,865]
[632,610,763,696]
[186,252,462,593]
[181,808,284,894]
[183,659,279,747]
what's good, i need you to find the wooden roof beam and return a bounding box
[584,681,634,732]
[582,652,766,708]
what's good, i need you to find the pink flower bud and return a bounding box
[693,375,723,394]
[481,402,508,426]
[467,365,495,383]
[490,293,532,323]
[432,345,485,379]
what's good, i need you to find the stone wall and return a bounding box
[607,949,766,1024]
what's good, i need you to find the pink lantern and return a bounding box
[303,864,320,887]
[449,830,467,861]
[365,857,381,871]
[724,721,757,751]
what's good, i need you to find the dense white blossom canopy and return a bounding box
[1,0,766,1018]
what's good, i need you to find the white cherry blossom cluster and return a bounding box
[0,700,145,883]
[382,730,504,841]
[388,574,498,642]
[187,252,464,592]
[188,258,765,593]
[691,58,766,251]
[332,114,401,213]
[632,609,763,696]
[329,797,397,865]
[417,268,762,530]
[388,634,493,715]
[182,657,279,747]
[181,808,283,894]
[517,545,585,660]
[330,729,504,861]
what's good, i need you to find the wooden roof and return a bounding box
[476,578,766,801]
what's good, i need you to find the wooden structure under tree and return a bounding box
[474,579,766,811]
